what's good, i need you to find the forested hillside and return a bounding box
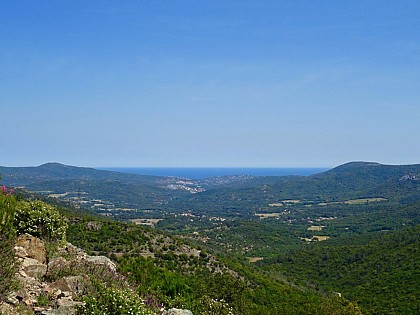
[1,161,419,314]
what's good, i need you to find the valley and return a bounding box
[1,161,419,314]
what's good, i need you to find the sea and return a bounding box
[100,167,329,180]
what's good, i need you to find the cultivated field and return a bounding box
[131,218,162,226]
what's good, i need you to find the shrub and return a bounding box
[14,200,67,241]
[77,280,159,315]
[0,184,20,300]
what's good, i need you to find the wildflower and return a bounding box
[1,185,7,194]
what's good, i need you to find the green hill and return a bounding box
[1,161,419,314]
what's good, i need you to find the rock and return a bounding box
[16,234,47,264]
[34,306,52,313]
[60,243,86,258]
[163,308,194,315]
[47,257,69,276]
[14,274,42,295]
[0,302,18,315]
[5,294,19,305]
[44,286,62,299]
[9,235,124,315]
[22,295,37,306]
[14,246,28,259]
[84,255,116,272]
[12,273,43,307]
[47,276,87,296]
[42,300,84,315]
[21,257,47,278]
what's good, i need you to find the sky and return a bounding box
[1,1,419,168]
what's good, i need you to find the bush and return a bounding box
[0,185,20,300]
[14,200,67,241]
[77,280,159,315]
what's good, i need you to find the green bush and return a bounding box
[14,200,67,241]
[77,280,159,315]
[0,184,20,300]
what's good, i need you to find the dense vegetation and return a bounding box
[1,162,419,314]
[261,226,420,314]
[65,215,362,314]
[0,184,19,301]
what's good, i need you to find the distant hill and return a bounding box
[0,163,199,211]
[1,161,420,215]
[172,162,420,215]
[0,162,163,183]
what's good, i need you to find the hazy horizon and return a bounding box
[2,160,419,170]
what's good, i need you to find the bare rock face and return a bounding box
[83,255,116,272]
[21,257,48,279]
[16,234,47,264]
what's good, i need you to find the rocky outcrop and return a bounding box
[2,237,92,315]
[0,235,194,315]
[21,257,48,279]
[0,238,88,315]
[16,234,47,264]
[83,255,116,272]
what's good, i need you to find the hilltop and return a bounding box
[2,161,420,217]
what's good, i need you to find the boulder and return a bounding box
[16,234,46,263]
[84,255,116,272]
[47,276,88,296]
[60,243,86,258]
[47,257,69,276]
[21,257,47,279]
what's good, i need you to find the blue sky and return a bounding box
[1,1,419,167]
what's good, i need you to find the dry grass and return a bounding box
[248,257,264,263]
[282,199,301,203]
[313,236,330,241]
[301,235,330,242]
[130,218,162,226]
[307,225,325,231]
[344,198,387,205]
[319,198,387,206]
[255,213,281,218]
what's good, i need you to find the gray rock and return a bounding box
[21,257,47,279]
[14,246,28,259]
[163,308,194,315]
[42,299,84,315]
[47,276,87,296]
[84,255,116,272]
[47,257,69,276]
